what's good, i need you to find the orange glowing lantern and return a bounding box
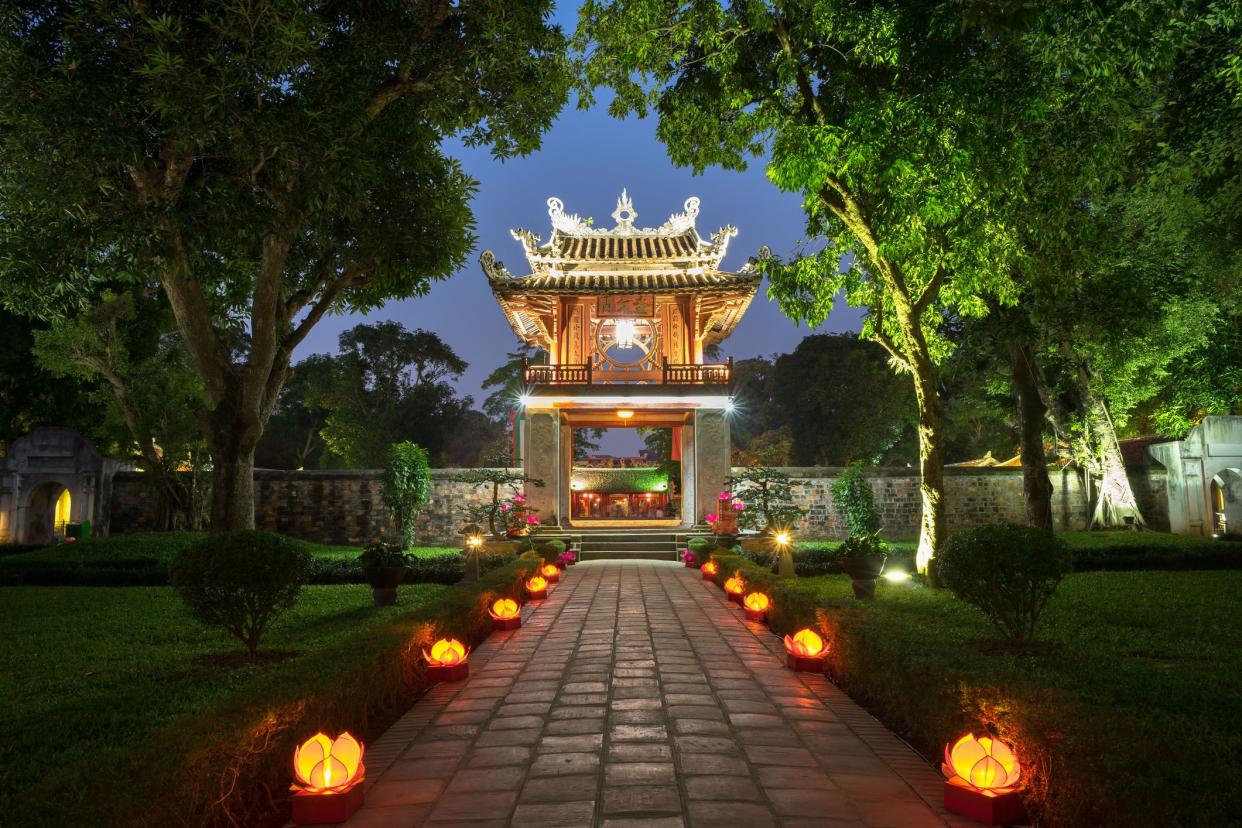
[526,574,549,600]
[941,733,1025,825]
[742,591,770,622]
[424,637,470,681]
[541,562,560,583]
[723,575,745,604]
[700,560,718,581]
[489,597,522,630]
[783,628,827,671]
[291,732,366,824]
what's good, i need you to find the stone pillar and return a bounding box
[694,409,730,525]
[680,418,696,526]
[559,419,574,526]
[524,408,561,526]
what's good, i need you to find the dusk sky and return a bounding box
[295,5,863,451]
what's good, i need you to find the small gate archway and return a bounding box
[23,481,70,544]
[1210,468,1242,538]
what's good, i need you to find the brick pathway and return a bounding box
[338,561,962,828]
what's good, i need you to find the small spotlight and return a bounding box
[518,394,532,408]
[725,398,736,413]
[616,409,634,419]
[774,531,791,546]
[883,570,911,583]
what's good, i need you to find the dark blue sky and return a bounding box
[295,6,863,452]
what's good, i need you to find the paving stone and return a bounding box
[608,742,674,763]
[602,784,683,816]
[511,801,598,827]
[604,761,677,786]
[686,802,777,828]
[426,790,517,822]
[519,773,599,802]
[529,750,601,777]
[444,766,526,793]
[463,745,531,768]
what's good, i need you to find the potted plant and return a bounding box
[838,531,890,598]
[359,542,409,606]
[831,461,888,599]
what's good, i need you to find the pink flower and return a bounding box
[706,513,718,524]
[719,491,732,500]
[732,500,745,511]
[526,515,539,525]
[680,549,696,563]
[513,493,526,503]
[499,503,512,512]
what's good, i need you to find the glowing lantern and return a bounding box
[291,732,366,824]
[743,591,770,622]
[489,597,522,631]
[941,734,1026,825]
[424,638,470,682]
[783,628,827,672]
[700,560,718,581]
[526,574,549,600]
[723,575,745,604]
[541,562,560,583]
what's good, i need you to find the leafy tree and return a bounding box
[32,290,206,525]
[0,309,96,454]
[442,409,506,468]
[578,1,1043,573]
[382,442,432,549]
[458,448,544,539]
[482,346,544,420]
[0,2,569,529]
[728,356,778,458]
[772,334,915,466]
[726,461,804,534]
[830,461,881,537]
[254,353,334,470]
[312,322,473,467]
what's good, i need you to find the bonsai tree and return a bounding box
[726,461,805,535]
[382,442,432,549]
[457,449,544,539]
[169,531,312,657]
[358,541,410,606]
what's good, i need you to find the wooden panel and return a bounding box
[598,295,655,317]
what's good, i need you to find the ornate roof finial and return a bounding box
[611,189,638,232]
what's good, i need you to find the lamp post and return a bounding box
[462,523,484,583]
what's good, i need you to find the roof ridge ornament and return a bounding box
[544,193,706,238]
[611,189,638,232]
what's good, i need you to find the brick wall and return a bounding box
[110,465,1169,544]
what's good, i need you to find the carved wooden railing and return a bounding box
[523,357,732,386]
[662,356,732,386]
[523,359,592,385]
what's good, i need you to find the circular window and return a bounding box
[596,317,658,367]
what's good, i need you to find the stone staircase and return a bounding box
[535,526,713,561]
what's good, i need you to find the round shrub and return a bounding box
[937,523,1073,642]
[169,530,313,656]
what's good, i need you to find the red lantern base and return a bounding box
[291,785,364,824]
[943,782,1025,826]
[744,608,767,623]
[727,591,743,605]
[545,572,560,583]
[491,615,522,631]
[527,588,548,601]
[427,662,469,682]
[785,653,826,672]
[684,560,698,568]
[701,570,715,581]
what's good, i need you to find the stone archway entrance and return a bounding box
[1210,468,1242,537]
[24,481,69,544]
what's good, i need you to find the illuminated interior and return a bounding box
[54,489,71,533]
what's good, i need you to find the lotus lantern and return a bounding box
[424,637,470,681]
[700,560,718,581]
[941,733,1026,825]
[541,562,560,583]
[743,591,770,622]
[290,732,366,823]
[783,628,828,672]
[723,575,745,604]
[526,574,549,600]
[489,597,522,630]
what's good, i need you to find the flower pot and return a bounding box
[365,565,408,607]
[840,555,887,600]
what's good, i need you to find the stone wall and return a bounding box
[769,465,1167,539]
[110,464,1169,545]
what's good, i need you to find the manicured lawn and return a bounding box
[0,583,446,815]
[787,570,1242,825]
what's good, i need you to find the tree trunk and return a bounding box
[909,348,946,578]
[1086,395,1146,529]
[1011,342,1054,531]
[201,400,263,531]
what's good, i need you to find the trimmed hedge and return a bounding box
[14,552,543,828]
[1069,531,1242,571]
[0,542,47,557]
[703,551,820,638]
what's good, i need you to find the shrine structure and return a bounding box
[481,192,763,527]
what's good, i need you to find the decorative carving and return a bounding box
[540,193,714,240]
[708,225,739,261]
[479,250,515,281]
[738,245,773,274]
[510,228,542,258]
[659,196,701,234]
[547,196,594,235]
[611,189,638,231]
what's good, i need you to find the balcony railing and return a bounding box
[523,357,732,387]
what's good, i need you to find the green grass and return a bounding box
[788,570,1242,825]
[0,583,446,807]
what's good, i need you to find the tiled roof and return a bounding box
[551,231,701,261]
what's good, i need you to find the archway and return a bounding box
[1210,468,1242,538]
[24,482,69,544]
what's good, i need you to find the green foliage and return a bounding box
[358,541,409,571]
[382,441,432,548]
[799,570,1242,826]
[686,536,712,554]
[830,462,881,537]
[937,524,1073,642]
[0,309,97,453]
[838,533,891,560]
[773,335,916,465]
[168,531,313,656]
[726,464,805,532]
[458,451,545,539]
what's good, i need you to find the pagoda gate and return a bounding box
[481,192,761,528]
